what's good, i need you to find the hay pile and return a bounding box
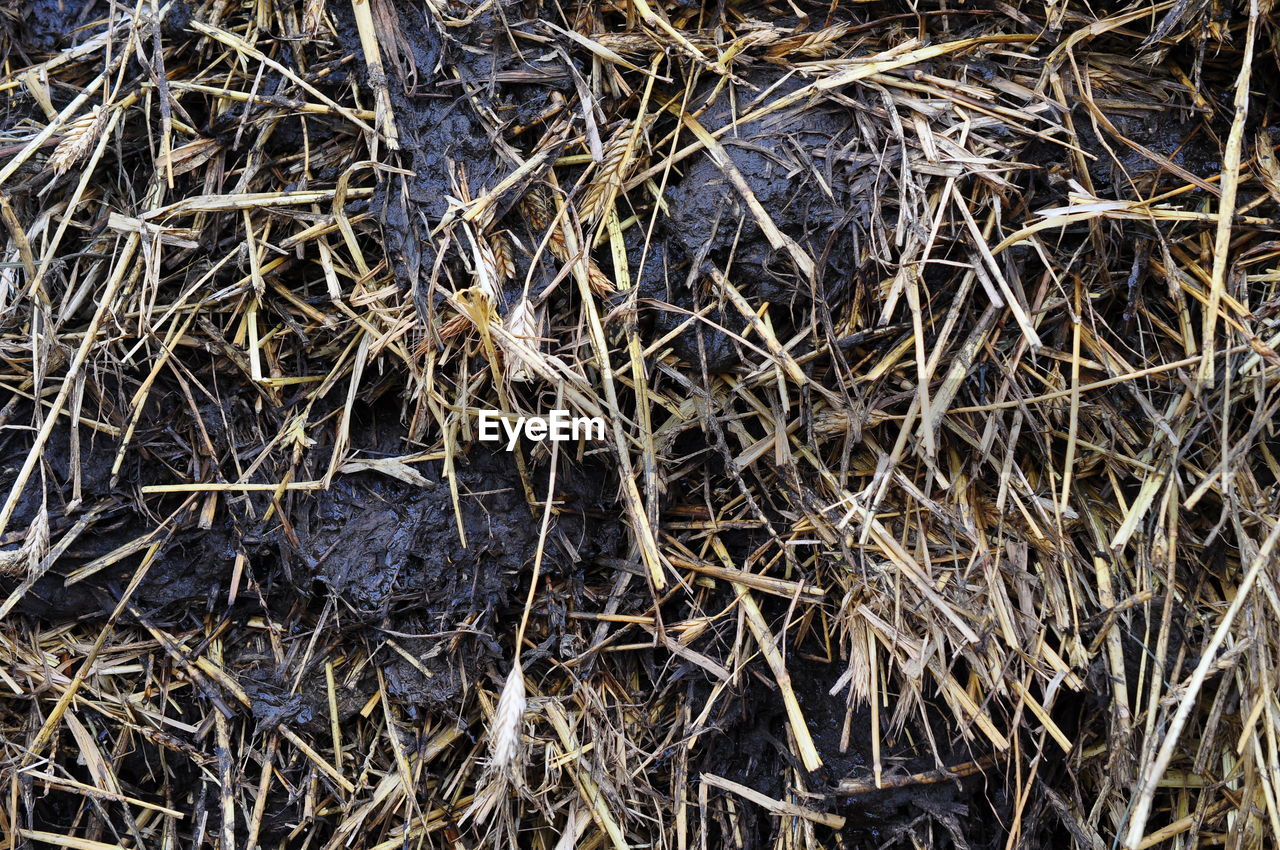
[2,0,1279,847]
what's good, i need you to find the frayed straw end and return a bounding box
[463,661,528,826]
[489,661,528,773]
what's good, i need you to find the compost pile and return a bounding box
[3,0,1280,847]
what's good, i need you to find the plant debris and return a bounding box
[3,1,1280,848]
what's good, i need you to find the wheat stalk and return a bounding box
[462,661,528,826]
[504,297,540,340]
[490,230,514,282]
[488,662,527,772]
[593,30,716,56]
[732,20,785,51]
[521,189,613,296]
[504,297,543,382]
[433,313,470,344]
[475,236,501,294]
[765,23,852,60]
[48,107,102,175]
[580,122,637,226]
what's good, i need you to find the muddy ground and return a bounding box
[0,0,1255,847]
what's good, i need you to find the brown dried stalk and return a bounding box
[48,107,102,174]
[579,121,637,226]
[520,188,613,296]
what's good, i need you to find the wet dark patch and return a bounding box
[660,74,860,303]
[330,2,569,316]
[694,654,1007,849]
[338,9,871,376]
[293,445,530,709]
[630,70,869,373]
[1072,105,1218,194]
[0,386,247,621]
[12,0,104,54]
